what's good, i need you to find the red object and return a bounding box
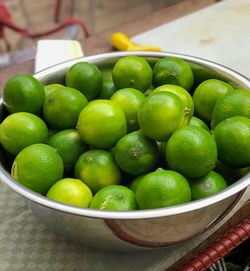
[180,217,250,271]
[0,2,90,50]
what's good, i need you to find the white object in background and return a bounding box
[35,40,84,73]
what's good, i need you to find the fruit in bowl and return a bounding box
[0,52,249,251]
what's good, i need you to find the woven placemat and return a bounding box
[0,181,249,271]
[0,182,181,271]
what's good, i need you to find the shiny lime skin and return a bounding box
[193,79,234,122]
[166,126,217,178]
[138,91,186,142]
[90,185,137,211]
[65,62,102,101]
[112,56,153,92]
[3,74,45,114]
[77,100,127,149]
[136,170,191,209]
[47,178,93,207]
[190,171,227,200]
[11,144,64,195]
[0,112,48,155]
[74,150,121,194]
[111,88,146,132]
[153,57,194,91]
[114,130,159,175]
[213,116,250,168]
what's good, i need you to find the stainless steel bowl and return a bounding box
[0,51,249,251]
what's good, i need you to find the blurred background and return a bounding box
[0,0,182,63]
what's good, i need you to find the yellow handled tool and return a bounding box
[111,32,162,52]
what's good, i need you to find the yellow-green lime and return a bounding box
[110,88,146,132]
[3,74,45,114]
[48,129,88,173]
[74,149,121,194]
[43,86,88,129]
[76,100,127,149]
[138,91,186,141]
[46,178,93,207]
[65,62,102,101]
[211,89,250,129]
[0,112,48,155]
[114,130,159,175]
[11,143,64,195]
[136,169,191,209]
[190,171,228,200]
[153,84,194,124]
[153,57,194,91]
[144,85,154,96]
[189,116,210,132]
[166,126,217,178]
[213,116,250,168]
[129,174,147,193]
[193,79,234,122]
[90,185,137,211]
[112,56,152,92]
[44,84,64,97]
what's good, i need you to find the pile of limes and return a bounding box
[0,55,249,211]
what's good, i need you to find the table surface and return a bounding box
[0,0,249,270]
[133,0,250,78]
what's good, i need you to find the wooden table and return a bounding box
[0,0,249,270]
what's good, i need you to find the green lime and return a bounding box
[97,80,116,99]
[114,130,159,175]
[48,129,88,173]
[76,100,127,149]
[144,86,154,96]
[129,174,146,193]
[215,160,250,185]
[0,112,48,155]
[44,84,64,97]
[74,149,121,194]
[112,56,152,92]
[3,74,45,114]
[138,91,186,141]
[48,129,59,137]
[153,84,194,124]
[189,116,210,132]
[101,69,113,81]
[213,116,250,168]
[136,169,191,209]
[43,86,88,129]
[11,143,64,195]
[166,126,217,178]
[90,185,137,211]
[46,178,93,207]
[110,88,146,132]
[211,89,250,129]
[153,57,194,91]
[190,171,228,200]
[193,79,234,122]
[65,62,102,101]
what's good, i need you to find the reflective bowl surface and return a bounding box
[0,51,249,251]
